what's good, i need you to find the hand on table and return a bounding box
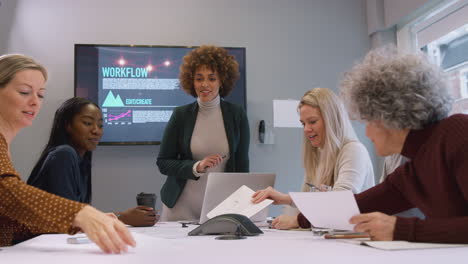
[73,205,136,254]
[350,212,396,240]
[271,214,299,230]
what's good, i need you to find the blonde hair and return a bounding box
[299,88,357,189]
[0,54,47,88]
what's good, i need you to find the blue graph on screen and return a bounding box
[102,91,125,107]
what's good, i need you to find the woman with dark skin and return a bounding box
[157,45,250,221]
[28,97,158,227]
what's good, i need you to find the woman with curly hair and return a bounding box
[328,45,468,243]
[252,88,374,229]
[157,45,249,221]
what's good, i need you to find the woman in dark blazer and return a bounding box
[157,45,250,221]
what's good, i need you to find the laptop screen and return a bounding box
[199,173,276,224]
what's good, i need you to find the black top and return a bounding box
[27,145,91,203]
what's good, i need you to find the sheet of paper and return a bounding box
[207,185,273,219]
[273,99,302,128]
[361,241,468,250]
[290,191,359,231]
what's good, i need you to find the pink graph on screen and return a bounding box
[108,110,132,121]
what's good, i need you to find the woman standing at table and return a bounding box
[252,88,374,229]
[28,97,157,227]
[339,46,468,243]
[157,45,250,221]
[0,54,134,253]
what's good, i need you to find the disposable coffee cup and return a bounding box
[136,192,157,209]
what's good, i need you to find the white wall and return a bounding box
[1,0,372,216]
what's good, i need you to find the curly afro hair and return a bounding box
[179,45,240,97]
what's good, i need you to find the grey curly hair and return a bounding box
[340,45,452,130]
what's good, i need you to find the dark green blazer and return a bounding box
[157,100,250,208]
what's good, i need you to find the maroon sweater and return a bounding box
[298,114,468,243]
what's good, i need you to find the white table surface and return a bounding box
[1,222,467,264]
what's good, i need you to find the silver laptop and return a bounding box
[198,172,276,224]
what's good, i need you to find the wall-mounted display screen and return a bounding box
[75,44,246,145]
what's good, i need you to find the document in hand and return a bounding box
[290,191,359,231]
[207,185,274,219]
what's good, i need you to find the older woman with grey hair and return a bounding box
[330,46,468,243]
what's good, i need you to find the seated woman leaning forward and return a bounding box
[28,97,158,227]
[252,87,375,229]
[0,54,134,253]
[337,45,464,243]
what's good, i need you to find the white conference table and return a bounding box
[2,222,467,264]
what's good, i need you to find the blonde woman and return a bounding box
[0,54,134,253]
[252,88,374,229]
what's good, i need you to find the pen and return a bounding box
[204,155,227,170]
[267,217,275,229]
[67,236,92,244]
[324,234,369,239]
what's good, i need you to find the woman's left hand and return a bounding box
[349,212,396,240]
[271,214,299,230]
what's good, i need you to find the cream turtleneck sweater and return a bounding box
[160,95,229,221]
